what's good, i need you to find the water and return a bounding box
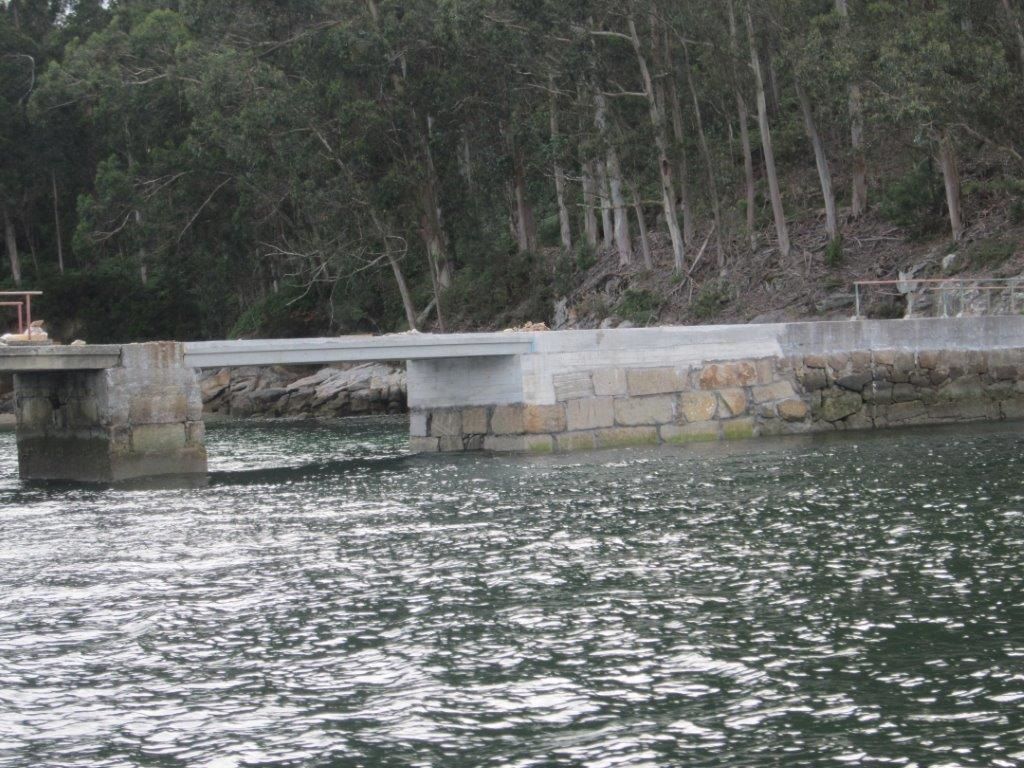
[1,418,1023,768]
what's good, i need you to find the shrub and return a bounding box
[691,280,731,320]
[824,235,843,268]
[965,238,1016,269]
[616,288,660,326]
[878,161,946,238]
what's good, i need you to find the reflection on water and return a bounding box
[1,418,1023,767]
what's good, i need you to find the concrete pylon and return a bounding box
[14,342,207,482]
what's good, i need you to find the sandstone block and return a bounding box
[851,351,871,369]
[185,421,205,447]
[523,404,566,434]
[553,371,594,402]
[836,372,873,392]
[463,434,485,451]
[566,397,614,431]
[699,361,757,390]
[872,350,897,366]
[777,399,810,421]
[592,368,628,396]
[722,418,756,440]
[627,367,688,396]
[615,396,675,425]
[799,369,828,391]
[817,392,862,422]
[992,365,1017,382]
[892,383,918,403]
[660,422,719,444]
[491,405,524,434]
[129,391,188,425]
[524,434,555,453]
[461,407,489,434]
[431,409,462,437]
[410,436,440,453]
[755,358,776,385]
[484,434,525,452]
[438,436,465,452]
[804,354,827,369]
[718,388,748,417]
[131,423,186,454]
[555,431,597,452]
[1001,399,1024,420]
[594,426,659,449]
[863,384,893,405]
[886,400,925,423]
[752,381,796,403]
[409,411,430,436]
[678,392,717,422]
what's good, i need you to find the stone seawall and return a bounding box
[410,320,1024,453]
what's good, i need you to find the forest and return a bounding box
[1,0,1024,342]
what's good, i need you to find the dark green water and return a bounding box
[1,419,1023,768]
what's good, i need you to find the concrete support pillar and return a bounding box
[15,342,207,482]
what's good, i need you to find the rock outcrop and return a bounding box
[199,362,406,418]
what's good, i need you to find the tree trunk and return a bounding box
[595,158,614,250]
[938,130,964,241]
[796,80,838,240]
[835,0,868,216]
[727,0,757,250]
[420,117,452,286]
[593,88,633,265]
[4,206,21,287]
[626,15,686,271]
[52,171,64,274]
[1002,0,1024,80]
[665,46,697,247]
[682,41,724,266]
[511,141,537,253]
[630,184,653,269]
[581,160,600,249]
[549,77,573,253]
[746,9,791,260]
[389,254,417,331]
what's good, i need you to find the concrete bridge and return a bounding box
[3,316,1024,482]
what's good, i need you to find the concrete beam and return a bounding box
[0,345,121,371]
[183,333,535,368]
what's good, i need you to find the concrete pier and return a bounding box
[11,342,206,482]
[2,316,1024,481]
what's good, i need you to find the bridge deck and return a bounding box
[0,333,535,372]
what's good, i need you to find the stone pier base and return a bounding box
[408,323,1024,455]
[15,342,207,482]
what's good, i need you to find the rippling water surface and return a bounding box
[1,418,1023,767]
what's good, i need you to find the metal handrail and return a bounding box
[0,291,43,339]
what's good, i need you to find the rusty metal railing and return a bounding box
[853,278,1023,319]
[0,291,43,339]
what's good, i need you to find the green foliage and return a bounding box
[965,238,1016,270]
[227,284,324,339]
[691,280,731,320]
[878,161,946,238]
[615,288,660,326]
[1011,199,1024,226]
[824,235,843,268]
[575,240,597,272]
[35,266,201,343]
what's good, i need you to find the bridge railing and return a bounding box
[853,278,1024,320]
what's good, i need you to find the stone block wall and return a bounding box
[410,347,1024,454]
[15,342,206,482]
